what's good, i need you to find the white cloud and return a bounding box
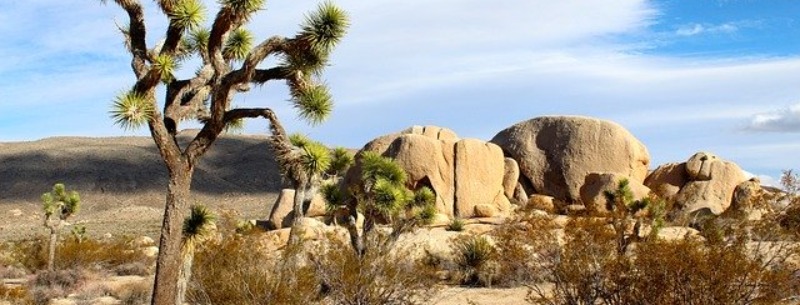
[675,22,740,36]
[1,0,799,182]
[745,103,800,132]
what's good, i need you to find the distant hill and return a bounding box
[0,131,284,206]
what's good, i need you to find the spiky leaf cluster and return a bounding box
[41,183,81,221]
[110,91,154,130]
[300,2,349,55]
[153,54,180,82]
[360,151,406,189]
[223,27,253,60]
[182,205,216,248]
[289,133,332,176]
[283,2,348,75]
[291,84,333,125]
[169,0,206,30]
[604,179,636,213]
[327,147,353,176]
[371,179,412,217]
[220,0,265,16]
[185,28,210,54]
[321,182,344,212]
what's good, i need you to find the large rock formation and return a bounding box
[491,116,650,203]
[646,152,747,217]
[344,125,510,219]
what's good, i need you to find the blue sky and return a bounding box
[0,0,799,185]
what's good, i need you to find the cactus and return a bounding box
[41,183,81,271]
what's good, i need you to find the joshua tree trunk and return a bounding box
[152,166,193,305]
[288,179,308,245]
[175,248,195,305]
[47,226,58,271]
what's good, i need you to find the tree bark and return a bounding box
[151,167,193,305]
[288,179,307,245]
[47,227,57,271]
[175,247,194,305]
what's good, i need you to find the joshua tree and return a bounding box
[280,133,332,244]
[324,151,436,255]
[603,179,664,255]
[41,183,81,271]
[176,205,215,305]
[99,1,348,304]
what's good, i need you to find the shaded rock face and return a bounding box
[646,152,747,217]
[491,116,650,203]
[268,189,327,229]
[644,163,688,200]
[580,172,651,214]
[344,125,510,219]
[502,158,520,200]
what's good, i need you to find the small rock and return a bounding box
[474,204,499,217]
[527,194,555,213]
[103,233,113,239]
[142,246,159,258]
[9,209,23,217]
[133,236,155,247]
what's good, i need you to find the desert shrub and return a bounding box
[452,235,498,287]
[0,265,28,279]
[27,269,87,305]
[111,281,152,305]
[187,232,320,305]
[489,214,561,287]
[312,234,439,305]
[0,284,32,305]
[57,236,150,272]
[447,218,465,232]
[522,216,800,305]
[8,236,151,274]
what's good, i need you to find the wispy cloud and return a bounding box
[745,103,800,132]
[675,22,740,36]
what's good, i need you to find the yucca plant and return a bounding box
[41,183,81,271]
[176,205,215,305]
[98,0,348,304]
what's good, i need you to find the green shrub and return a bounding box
[446,218,465,232]
[452,235,498,287]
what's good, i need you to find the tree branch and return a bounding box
[252,66,293,84]
[114,0,149,78]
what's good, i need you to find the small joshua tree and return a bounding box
[325,151,436,255]
[41,183,81,271]
[603,179,664,255]
[176,205,215,305]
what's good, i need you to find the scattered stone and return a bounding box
[474,204,500,218]
[8,209,22,217]
[142,246,159,258]
[527,194,556,213]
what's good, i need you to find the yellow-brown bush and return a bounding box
[312,234,439,305]
[187,231,321,305]
[7,236,151,274]
[511,216,800,305]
